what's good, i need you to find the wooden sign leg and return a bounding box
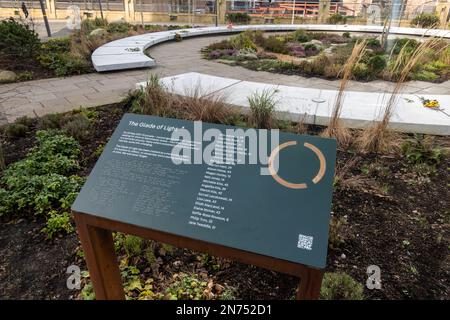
[73,213,125,300]
[296,268,324,300]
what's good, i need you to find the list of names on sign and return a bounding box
[189,131,246,231]
[72,114,337,269]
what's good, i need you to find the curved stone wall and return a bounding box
[92,24,450,72]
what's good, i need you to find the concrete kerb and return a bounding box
[136,72,450,136]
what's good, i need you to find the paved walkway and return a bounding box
[2,35,450,124]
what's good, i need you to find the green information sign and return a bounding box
[72,114,336,269]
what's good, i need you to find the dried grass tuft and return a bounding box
[138,74,177,116]
[247,89,278,129]
[357,37,445,154]
[178,85,235,124]
[321,39,367,147]
[133,75,237,124]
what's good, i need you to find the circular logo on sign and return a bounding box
[268,141,326,189]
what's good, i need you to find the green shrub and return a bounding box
[144,247,157,265]
[411,13,439,28]
[4,123,29,138]
[17,71,34,81]
[166,273,208,300]
[366,38,381,48]
[342,32,351,39]
[42,210,74,238]
[226,12,251,24]
[62,114,91,141]
[0,172,83,217]
[393,38,419,55]
[367,55,387,73]
[124,235,144,256]
[0,130,82,217]
[423,60,448,72]
[293,29,310,43]
[167,24,191,30]
[81,17,108,33]
[412,69,439,81]
[248,89,277,129]
[107,22,131,34]
[80,281,95,300]
[352,62,370,80]
[245,59,282,72]
[41,37,71,53]
[14,116,34,127]
[91,143,105,159]
[320,272,364,300]
[230,32,257,51]
[401,134,443,165]
[219,287,237,300]
[93,17,108,27]
[309,54,328,75]
[327,13,347,25]
[37,113,64,130]
[263,36,287,54]
[0,18,41,59]
[205,39,233,51]
[328,216,350,249]
[72,107,99,121]
[38,36,92,76]
[308,32,329,41]
[38,51,92,77]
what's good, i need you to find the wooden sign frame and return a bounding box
[73,211,324,300]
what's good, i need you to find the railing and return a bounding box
[1,0,45,9]
[134,0,216,14]
[54,0,124,11]
[225,0,441,23]
[0,0,445,26]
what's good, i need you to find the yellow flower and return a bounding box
[424,100,439,108]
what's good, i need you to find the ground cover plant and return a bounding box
[0,17,190,82]
[0,75,448,299]
[411,13,440,29]
[202,30,450,83]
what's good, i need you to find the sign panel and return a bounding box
[72,114,336,268]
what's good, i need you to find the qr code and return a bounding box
[297,234,313,250]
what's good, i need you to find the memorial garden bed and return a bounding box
[202,30,450,83]
[0,82,448,300]
[0,18,189,83]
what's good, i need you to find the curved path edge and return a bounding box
[92,24,450,72]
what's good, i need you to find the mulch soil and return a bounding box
[0,102,448,300]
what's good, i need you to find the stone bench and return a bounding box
[92,24,450,72]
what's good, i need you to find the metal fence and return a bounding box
[0,0,446,24]
[225,0,444,23]
[133,0,216,14]
[54,0,124,11]
[0,0,45,9]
